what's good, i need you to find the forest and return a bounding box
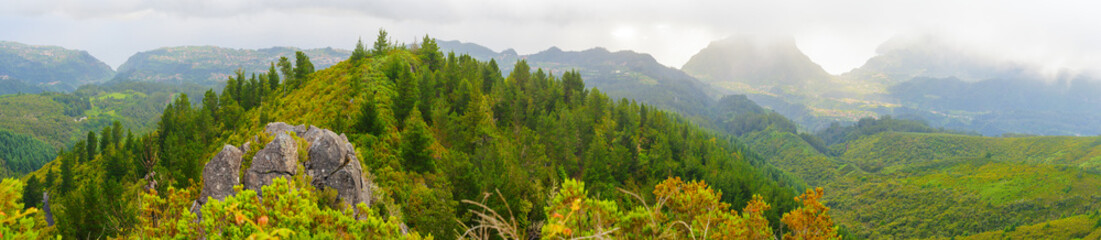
[2,31,842,239]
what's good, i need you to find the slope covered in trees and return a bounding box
[437,41,722,122]
[0,130,56,178]
[0,41,115,92]
[0,81,204,150]
[11,34,824,239]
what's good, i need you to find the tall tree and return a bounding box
[372,29,390,56]
[416,35,442,71]
[267,62,280,92]
[86,131,97,162]
[111,121,123,147]
[351,37,368,62]
[202,89,220,122]
[401,109,435,173]
[60,153,73,194]
[393,60,419,124]
[293,51,315,88]
[278,56,293,95]
[22,176,41,209]
[354,96,382,136]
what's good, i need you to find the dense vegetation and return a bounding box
[8,33,832,239]
[0,80,205,153]
[0,130,56,178]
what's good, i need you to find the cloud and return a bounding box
[2,0,1100,76]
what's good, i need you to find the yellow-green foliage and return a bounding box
[958,215,1097,240]
[0,178,40,239]
[136,177,427,239]
[530,177,791,240]
[744,129,832,186]
[0,94,79,149]
[841,132,1101,173]
[827,158,1101,239]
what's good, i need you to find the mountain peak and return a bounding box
[681,35,830,86]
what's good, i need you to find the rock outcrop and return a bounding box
[197,145,244,203]
[303,127,373,207]
[244,132,299,195]
[192,122,375,212]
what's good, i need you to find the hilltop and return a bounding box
[0,41,115,93]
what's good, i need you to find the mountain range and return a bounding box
[5,34,1101,136]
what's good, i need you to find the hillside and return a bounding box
[13,39,823,239]
[0,41,115,93]
[0,81,205,150]
[438,41,721,121]
[818,132,1101,238]
[114,46,350,85]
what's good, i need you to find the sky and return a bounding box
[2,0,1099,75]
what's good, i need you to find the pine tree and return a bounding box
[60,154,73,194]
[268,62,280,92]
[417,35,441,71]
[278,56,293,94]
[86,131,97,162]
[372,29,390,56]
[22,176,41,209]
[401,109,435,173]
[354,96,381,135]
[351,37,368,61]
[393,60,419,124]
[111,121,123,147]
[294,51,314,88]
[100,126,112,151]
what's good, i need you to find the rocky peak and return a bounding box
[192,122,375,215]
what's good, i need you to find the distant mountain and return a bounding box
[0,41,115,92]
[841,35,1031,84]
[888,76,1101,136]
[435,40,518,62]
[115,46,350,85]
[832,35,1101,136]
[682,35,832,89]
[680,36,885,130]
[439,40,721,119]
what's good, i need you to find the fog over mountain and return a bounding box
[4,0,1101,77]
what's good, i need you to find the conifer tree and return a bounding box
[354,96,381,135]
[268,62,280,92]
[278,56,293,94]
[372,29,390,56]
[86,131,97,162]
[294,51,314,88]
[401,109,435,173]
[351,37,368,61]
[416,35,441,71]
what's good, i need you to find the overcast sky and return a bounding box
[2,0,1099,75]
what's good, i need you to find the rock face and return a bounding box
[244,132,299,195]
[197,145,244,204]
[192,122,374,214]
[303,127,373,207]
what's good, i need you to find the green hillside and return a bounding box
[817,132,1101,238]
[438,42,722,122]
[0,81,205,150]
[11,37,829,239]
[0,41,115,92]
[115,46,350,85]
